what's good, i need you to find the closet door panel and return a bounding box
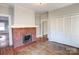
[64,16,71,36]
[71,15,79,39]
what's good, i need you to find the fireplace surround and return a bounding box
[12,27,36,49]
[23,33,32,43]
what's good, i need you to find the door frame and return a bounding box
[0,14,13,46]
[41,19,48,37]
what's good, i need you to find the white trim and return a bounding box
[11,25,38,28]
[8,16,13,46]
[0,14,10,17]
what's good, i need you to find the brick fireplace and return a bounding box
[12,27,36,49]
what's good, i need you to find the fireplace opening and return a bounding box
[23,33,32,43]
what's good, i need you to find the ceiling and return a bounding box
[16,3,73,13]
[6,3,73,13]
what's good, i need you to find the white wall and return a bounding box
[0,4,10,15]
[48,4,79,48]
[13,4,35,26]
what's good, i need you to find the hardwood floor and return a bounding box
[16,38,79,55]
[0,47,16,55]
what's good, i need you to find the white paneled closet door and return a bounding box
[54,17,64,41]
[71,15,79,39]
[63,16,71,38]
[56,17,64,33]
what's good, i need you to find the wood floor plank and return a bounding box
[16,38,79,55]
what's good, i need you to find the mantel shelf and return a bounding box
[11,25,38,28]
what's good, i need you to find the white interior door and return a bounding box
[41,20,48,36]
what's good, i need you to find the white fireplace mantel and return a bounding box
[11,25,38,28]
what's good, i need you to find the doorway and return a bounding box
[0,16,9,47]
[41,20,48,39]
[0,15,12,48]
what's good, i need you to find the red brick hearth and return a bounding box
[12,27,36,50]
